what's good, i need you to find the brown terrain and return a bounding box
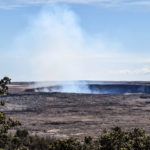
[1,82,150,140]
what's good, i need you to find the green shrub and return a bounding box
[0,77,11,94]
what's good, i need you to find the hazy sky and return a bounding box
[1,0,150,81]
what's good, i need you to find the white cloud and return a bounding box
[1,0,150,9]
[118,67,150,75]
[130,1,150,6]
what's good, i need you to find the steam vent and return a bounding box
[26,81,150,94]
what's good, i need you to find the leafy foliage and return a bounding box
[0,77,21,149]
[1,127,150,150]
[0,77,11,95]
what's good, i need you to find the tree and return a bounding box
[0,77,21,149]
[0,77,11,94]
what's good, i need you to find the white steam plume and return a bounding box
[8,5,119,82]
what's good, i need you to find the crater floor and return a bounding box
[1,82,150,139]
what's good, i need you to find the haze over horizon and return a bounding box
[1,0,150,81]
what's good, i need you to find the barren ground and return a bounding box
[1,82,150,140]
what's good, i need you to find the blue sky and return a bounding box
[1,0,150,81]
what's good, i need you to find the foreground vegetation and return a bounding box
[1,125,150,150]
[1,77,150,150]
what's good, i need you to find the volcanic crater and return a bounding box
[1,81,150,139]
